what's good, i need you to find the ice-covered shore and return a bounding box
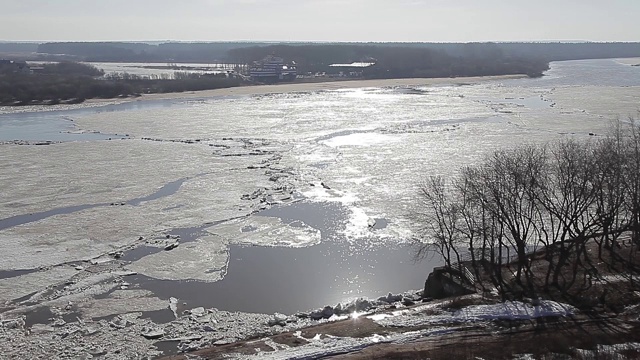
[0,288,417,358]
[0,284,577,360]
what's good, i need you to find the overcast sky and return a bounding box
[2,0,639,42]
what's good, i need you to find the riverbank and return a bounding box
[163,238,640,359]
[164,298,640,360]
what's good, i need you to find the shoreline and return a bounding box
[0,75,525,113]
[163,238,640,359]
[127,75,526,102]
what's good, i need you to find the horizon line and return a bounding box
[3,39,640,44]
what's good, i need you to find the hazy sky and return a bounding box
[2,0,639,42]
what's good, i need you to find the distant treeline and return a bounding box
[26,41,640,64]
[2,40,639,104]
[34,42,268,63]
[229,44,549,78]
[0,42,39,53]
[0,62,241,106]
[40,61,105,76]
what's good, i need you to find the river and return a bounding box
[0,58,638,318]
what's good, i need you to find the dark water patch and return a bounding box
[127,178,188,206]
[259,201,347,239]
[25,307,54,327]
[129,240,440,315]
[370,218,388,230]
[92,313,118,323]
[128,172,214,207]
[309,162,331,169]
[121,219,240,262]
[140,309,176,324]
[154,340,181,356]
[0,113,124,142]
[396,87,429,95]
[240,225,257,233]
[93,285,121,300]
[0,98,195,142]
[13,290,39,304]
[0,268,39,280]
[315,129,376,142]
[120,246,164,262]
[167,224,213,243]
[0,177,196,231]
[62,312,81,324]
[0,203,107,231]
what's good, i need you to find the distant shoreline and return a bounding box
[0,74,526,114]
[117,75,526,103]
[615,57,640,66]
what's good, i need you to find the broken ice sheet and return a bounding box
[0,267,77,303]
[76,290,167,319]
[0,141,219,219]
[126,216,321,282]
[0,148,288,271]
[126,235,229,282]
[208,215,321,248]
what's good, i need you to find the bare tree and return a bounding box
[415,176,463,270]
[415,120,640,300]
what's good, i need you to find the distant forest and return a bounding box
[15,41,640,64]
[0,41,633,80]
[0,62,240,106]
[227,43,549,78]
[1,41,639,105]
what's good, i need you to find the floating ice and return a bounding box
[0,63,635,359]
[76,290,167,319]
[126,235,229,282]
[0,267,78,303]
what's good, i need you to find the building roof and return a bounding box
[329,62,375,68]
